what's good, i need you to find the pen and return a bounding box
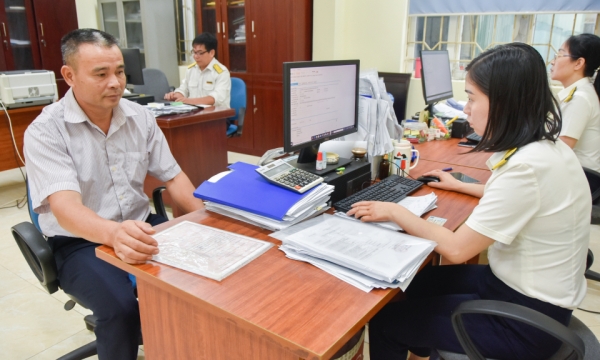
[446,116,459,126]
[442,167,453,172]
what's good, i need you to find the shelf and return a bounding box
[202,6,216,10]
[10,43,32,48]
[125,19,142,23]
[228,41,246,46]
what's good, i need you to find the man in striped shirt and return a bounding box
[24,29,204,360]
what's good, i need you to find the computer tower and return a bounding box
[322,158,372,204]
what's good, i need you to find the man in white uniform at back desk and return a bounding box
[164,32,231,108]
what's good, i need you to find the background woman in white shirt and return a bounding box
[551,33,600,172]
[348,43,591,360]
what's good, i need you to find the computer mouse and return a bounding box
[416,175,440,184]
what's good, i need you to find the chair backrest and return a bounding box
[133,68,171,102]
[12,178,59,294]
[583,167,600,205]
[229,77,246,121]
[227,77,247,136]
[26,178,41,232]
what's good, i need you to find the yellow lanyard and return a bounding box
[492,148,518,170]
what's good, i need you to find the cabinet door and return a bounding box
[0,0,40,70]
[121,0,144,66]
[252,75,283,154]
[247,0,311,75]
[99,1,122,44]
[197,0,226,64]
[32,0,78,96]
[223,0,246,72]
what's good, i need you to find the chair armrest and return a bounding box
[11,222,59,294]
[451,300,584,360]
[152,186,168,219]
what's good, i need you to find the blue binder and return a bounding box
[193,162,320,220]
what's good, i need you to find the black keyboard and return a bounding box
[466,132,482,142]
[333,175,423,213]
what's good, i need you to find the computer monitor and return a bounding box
[283,59,359,173]
[420,50,453,112]
[121,48,144,86]
[379,72,412,120]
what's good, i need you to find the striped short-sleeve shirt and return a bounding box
[24,88,181,237]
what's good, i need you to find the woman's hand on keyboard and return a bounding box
[347,201,400,222]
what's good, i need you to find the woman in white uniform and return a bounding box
[550,33,600,172]
[348,43,591,360]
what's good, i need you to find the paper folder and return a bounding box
[193,162,319,220]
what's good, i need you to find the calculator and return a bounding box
[255,159,324,193]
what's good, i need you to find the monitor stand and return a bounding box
[291,144,353,176]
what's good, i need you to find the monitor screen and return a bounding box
[420,50,453,104]
[121,48,144,86]
[283,60,359,165]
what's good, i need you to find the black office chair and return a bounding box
[435,300,600,360]
[12,184,168,360]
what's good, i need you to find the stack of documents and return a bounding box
[335,192,438,231]
[195,162,334,231]
[144,103,197,117]
[272,214,437,292]
[233,24,246,43]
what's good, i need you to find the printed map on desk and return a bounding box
[152,221,272,281]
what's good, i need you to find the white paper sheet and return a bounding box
[152,221,272,281]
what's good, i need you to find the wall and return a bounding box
[76,0,99,29]
[313,0,407,72]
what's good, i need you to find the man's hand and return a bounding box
[164,92,184,101]
[109,220,159,264]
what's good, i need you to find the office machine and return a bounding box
[255,159,323,193]
[122,48,145,86]
[283,59,360,174]
[333,174,423,213]
[0,70,58,109]
[420,50,453,116]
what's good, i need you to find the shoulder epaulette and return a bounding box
[564,86,577,103]
[187,62,197,69]
[213,63,223,74]
[492,148,518,170]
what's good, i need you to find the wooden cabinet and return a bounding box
[98,0,179,86]
[197,0,312,156]
[0,0,78,97]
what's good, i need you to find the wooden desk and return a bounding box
[0,105,45,172]
[414,138,491,170]
[96,177,484,360]
[144,107,235,216]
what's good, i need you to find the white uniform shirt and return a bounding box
[465,140,590,309]
[174,57,231,108]
[559,77,600,172]
[24,89,182,237]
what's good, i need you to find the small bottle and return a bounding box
[379,154,390,180]
[316,152,325,171]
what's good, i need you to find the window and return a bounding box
[406,13,600,79]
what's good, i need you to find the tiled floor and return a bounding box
[1,153,599,359]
